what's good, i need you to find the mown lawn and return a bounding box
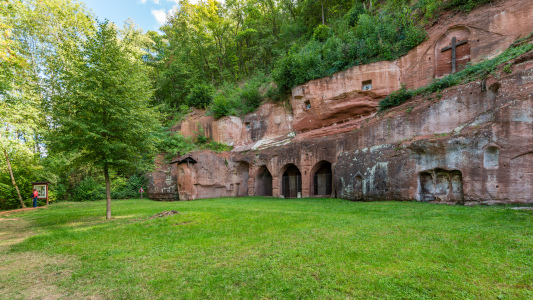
[1,198,532,299]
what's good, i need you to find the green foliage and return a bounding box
[51,20,160,171]
[69,174,148,202]
[195,127,208,145]
[186,84,215,109]
[149,0,499,116]
[211,94,236,119]
[208,71,270,118]
[379,38,533,110]
[157,132,196,159]
[442,0,494,12]
[272,4,427,95]
[70,177,105,202]
[156,126,232,161]
[110,174,147,199]
[313,24,330,42]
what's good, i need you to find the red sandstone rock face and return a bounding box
[149,0,533,204]
[289,0,533,137]
[175,151,252,200]
[290,61,400,133]
[172,56,533,203]
[147,154,177,200]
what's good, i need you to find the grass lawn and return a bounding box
[1,197,532,299]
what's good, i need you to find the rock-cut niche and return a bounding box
[509,152,533,201]
[419,169,464,202]
[353,174,364,200]
[484,146,500,169]
[435,27,471,78]
[281,164,302,198]
[255,165,273,196]
[233,161,250,197]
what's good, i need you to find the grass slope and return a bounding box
[1,198,532,299]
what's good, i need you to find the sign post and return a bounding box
[139,187,144,200]
[31,181,50,207]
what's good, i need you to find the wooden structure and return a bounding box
[31,181,50,206]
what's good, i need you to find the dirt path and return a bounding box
[0,209,100,299]
[0,206,46,216]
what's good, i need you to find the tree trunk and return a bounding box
[4,149,25,208]
[321,0,325,24]
[104,164,111,219]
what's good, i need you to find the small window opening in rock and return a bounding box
[362,80,372,91]
[245,122,250,130]
[305,101,311,110]
[229,183,234,190]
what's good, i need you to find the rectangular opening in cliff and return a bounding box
[362,80,372,91]
[305,100,311,110]
[281,164,302,198]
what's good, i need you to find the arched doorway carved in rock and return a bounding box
[255,165,273,196]
[310,161,333,197]
[280,164,302,198]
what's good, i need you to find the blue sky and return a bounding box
[81,0,181,32]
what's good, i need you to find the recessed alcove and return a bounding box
[362,80,372,91]
[484,146,500,169]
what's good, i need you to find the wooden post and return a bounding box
[46,182,49,206]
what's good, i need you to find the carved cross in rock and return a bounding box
[441,37,468,73]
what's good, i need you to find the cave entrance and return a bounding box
[281,164,302,198]
[255,165,273,196]
[311,161,333,196]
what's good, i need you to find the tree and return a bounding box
[51,21,159,219]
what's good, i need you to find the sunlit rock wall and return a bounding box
[151,0,533,204]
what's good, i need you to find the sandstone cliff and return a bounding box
[148,0,533,205]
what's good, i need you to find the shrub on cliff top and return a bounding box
[186,84,214,109]
[272,5,427,95]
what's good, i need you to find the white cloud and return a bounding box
[151,9,168,26]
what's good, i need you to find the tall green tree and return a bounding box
[51,21,159,219]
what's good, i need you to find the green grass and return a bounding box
[1,198,533,299]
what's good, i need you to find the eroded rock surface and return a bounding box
[150,0,533,205]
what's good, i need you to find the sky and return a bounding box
[81,0,183,32]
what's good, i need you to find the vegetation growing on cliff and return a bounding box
[378,33,533,111]
[150,0,496,118]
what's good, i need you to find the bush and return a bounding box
[208,71,269,118]
[272,5,427,95]
[111,174,147,199]
[186,84,214,109]
[211,94,235,119]
[71,177,105,201]
[313,24,330,42]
